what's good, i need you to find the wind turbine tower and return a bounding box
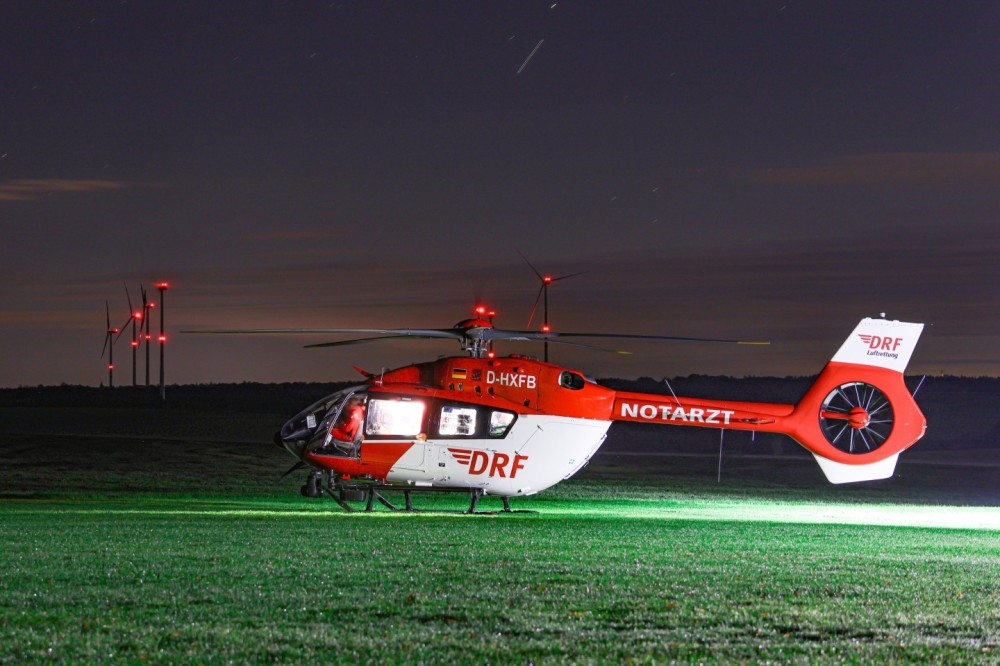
[156,281,169,400]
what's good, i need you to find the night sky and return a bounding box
[2,2,999,387]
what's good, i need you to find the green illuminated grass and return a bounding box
[2,431,999,663]
[2,497,998,662]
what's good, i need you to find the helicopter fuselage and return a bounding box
[276,316,927,494]
[278,355,618,497]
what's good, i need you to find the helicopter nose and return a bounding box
[275,434,308,460]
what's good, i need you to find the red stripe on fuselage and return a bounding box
[304,441,414,480]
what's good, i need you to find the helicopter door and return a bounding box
[363,396,427,471]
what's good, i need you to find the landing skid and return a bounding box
[323,480,534,515]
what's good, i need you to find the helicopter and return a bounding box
[189,306,927,513]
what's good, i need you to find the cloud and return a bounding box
[0,179,130,202]
[747,152,1000,188]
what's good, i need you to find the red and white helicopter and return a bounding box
[193,307,927,512]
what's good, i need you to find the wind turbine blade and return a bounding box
[101,301,111,358]
[516,249,543,280]
[114,314,132,343]
[526,284,544,328]
[550,270,587,283]
[124,282,133,313]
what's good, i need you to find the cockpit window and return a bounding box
[559,371,586,390]
[365,398,425,437]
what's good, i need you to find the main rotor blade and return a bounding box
[304,334,462,349]
[526,337,632,354]
[183,327,465,339]
[488,329,769,345]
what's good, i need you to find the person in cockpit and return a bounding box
[328,398,365,454]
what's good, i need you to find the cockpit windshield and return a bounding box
[276,387,519,462]
[277,386,368,458]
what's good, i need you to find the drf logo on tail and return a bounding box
[448,448,528,478]
[859,334,903,351]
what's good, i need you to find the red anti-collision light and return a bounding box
[158,335,167,342]
[156,282,170,290]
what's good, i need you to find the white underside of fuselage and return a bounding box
[384,415,612,497]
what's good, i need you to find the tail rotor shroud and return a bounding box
[819,382,894,454]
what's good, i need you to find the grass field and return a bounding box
[2,417,1000,663]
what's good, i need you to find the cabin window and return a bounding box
[489,410,516,437]
[365,398,425,438]
[559,371,586,390]
[430,402,518,439]
[439,405,477,436]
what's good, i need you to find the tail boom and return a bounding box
[611,318,927,484]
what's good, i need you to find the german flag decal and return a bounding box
[451,368,468,379]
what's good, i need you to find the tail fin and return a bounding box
[790,318,926,483]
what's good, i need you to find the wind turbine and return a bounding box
[100,301,119,387]
[518,251,585,362]
[124,282,143,387]
[156,281,169,400]
[141,284,154,386]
